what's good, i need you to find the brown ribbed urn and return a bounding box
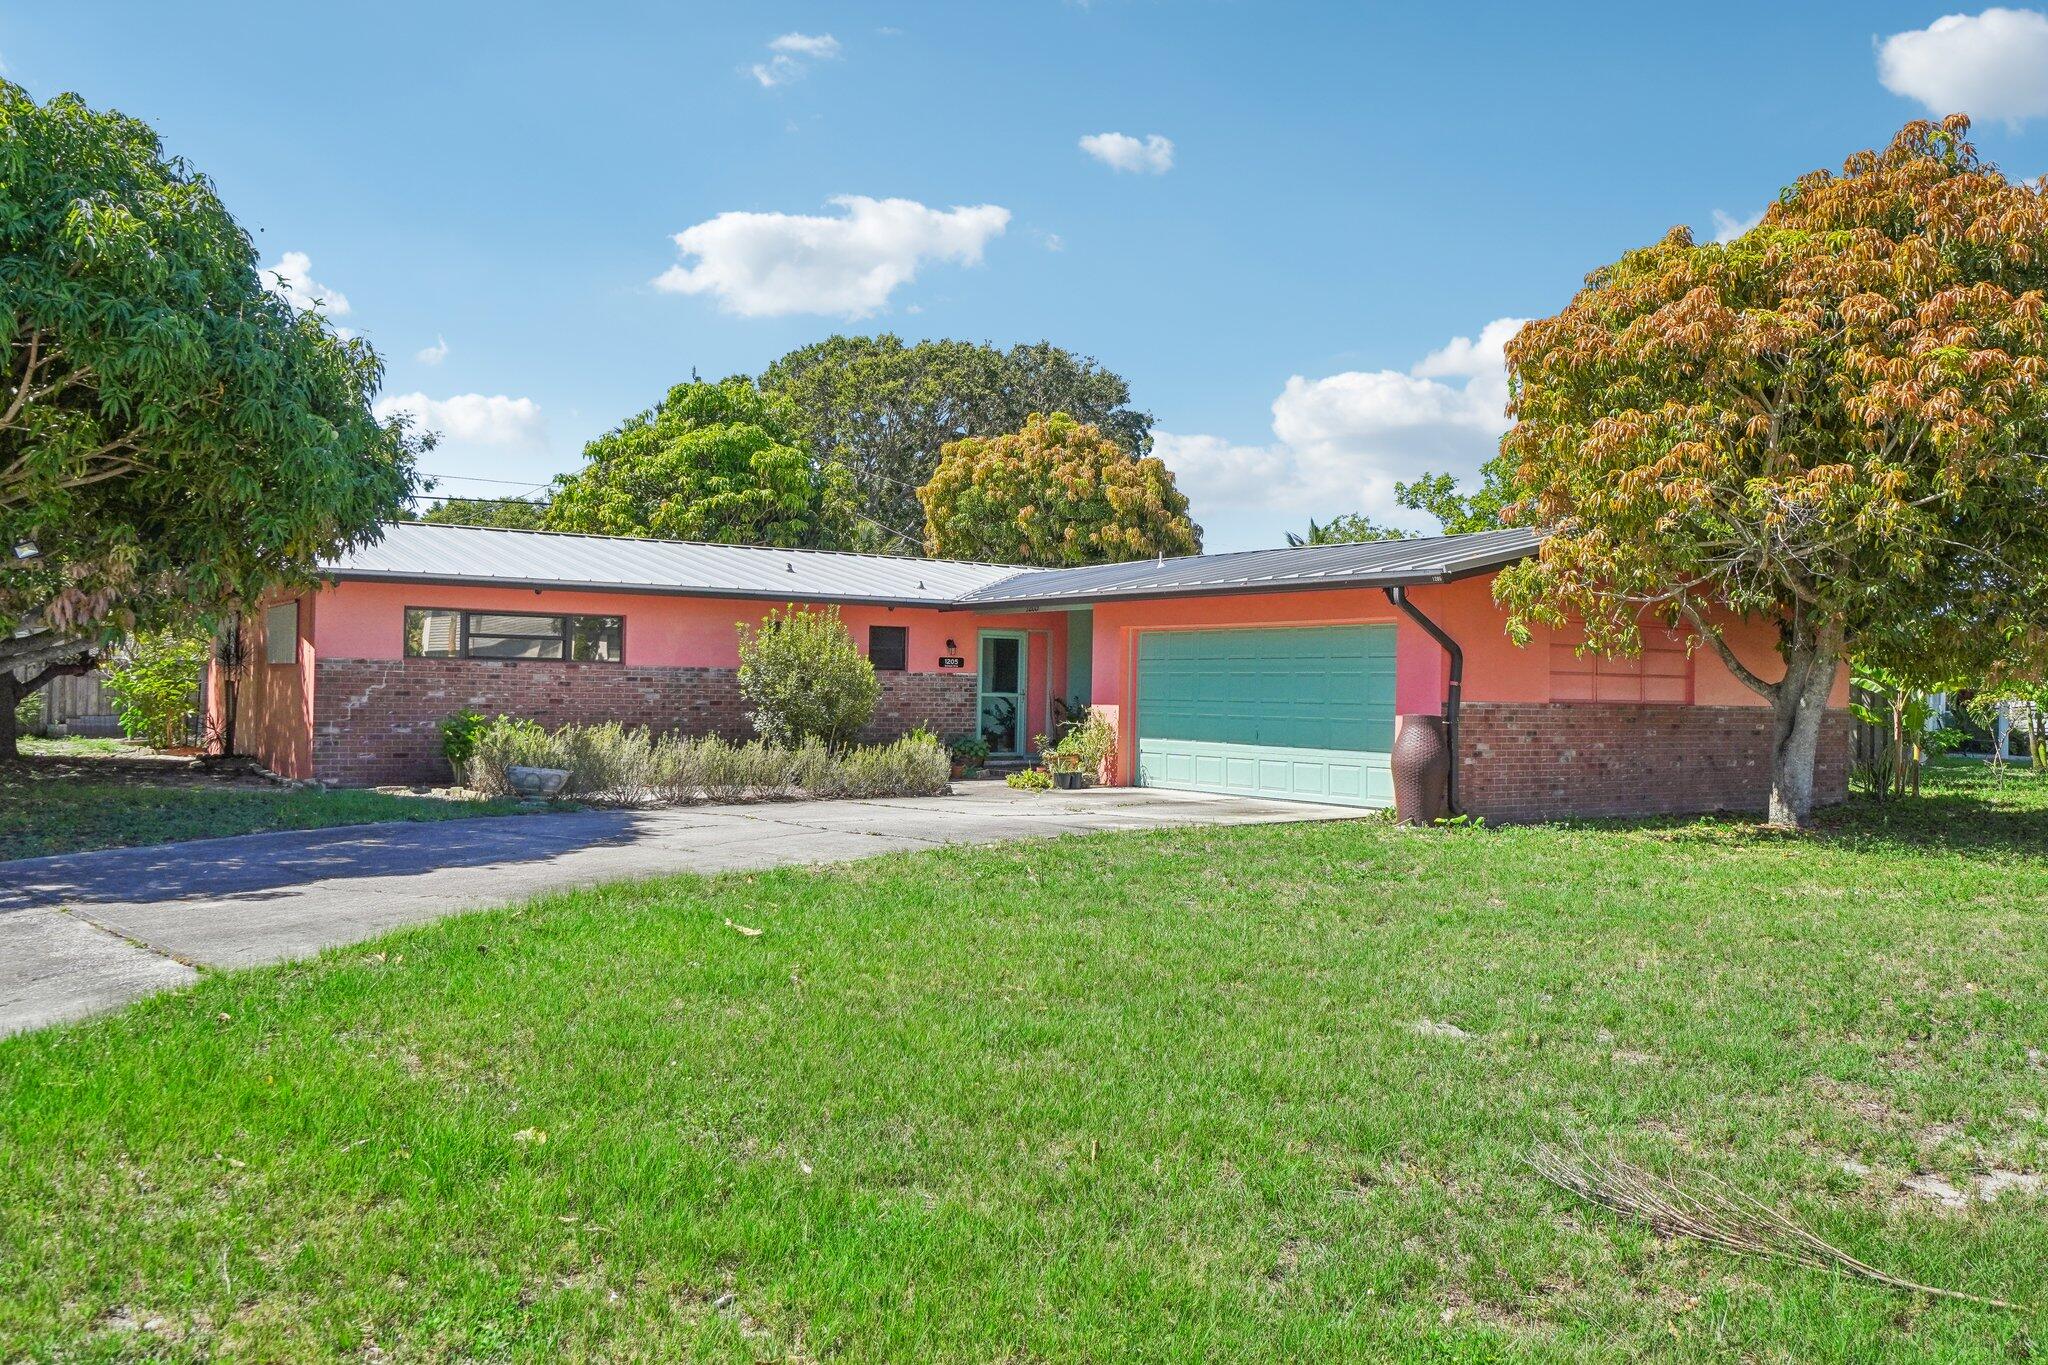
[1391,714,1451,825]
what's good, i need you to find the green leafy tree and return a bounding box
[919,412,1201,566]
[1285,513,1414,546]
[545,378,849,547]
[761,336,1152,551]
[104,631,209,748]
[0,81,420,760]
[414,495,548,529]
[1393,470,1514,534]
[735,605,880,747]
[1492,118,2048,827]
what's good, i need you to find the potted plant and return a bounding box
[1037,709,1116,790]
[948,734,990,779]
[1034,731,1085,789]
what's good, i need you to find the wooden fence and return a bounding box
[37,670,126,736]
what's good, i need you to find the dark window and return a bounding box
[404,609,623,663]
[869,625,908,672]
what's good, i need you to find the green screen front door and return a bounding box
[1134,625,1396,807]
[979,632,1026,756]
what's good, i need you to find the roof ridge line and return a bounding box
[380,519,1051,573]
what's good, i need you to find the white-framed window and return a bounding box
[264,602,299,666]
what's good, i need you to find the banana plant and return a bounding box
[1850,663,1959,799]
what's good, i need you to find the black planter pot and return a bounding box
[1052,770,1086,790]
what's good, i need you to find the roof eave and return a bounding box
[943,550,1528,610]
[321,569,970,611]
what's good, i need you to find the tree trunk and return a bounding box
[1888,700,1906,800]
[0,672,20,763]
[0,650,99,764]
[1765,631,1845,829]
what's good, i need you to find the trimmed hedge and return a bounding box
[460,717,950,807]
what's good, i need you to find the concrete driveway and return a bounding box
[0,783,1359,1037]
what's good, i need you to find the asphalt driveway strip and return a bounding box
[0,783,1360,1037]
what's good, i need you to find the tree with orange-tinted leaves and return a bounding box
[1494,117,2048,827]
[918,411,1201,566]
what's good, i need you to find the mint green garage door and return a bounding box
[1134,625,1397,807]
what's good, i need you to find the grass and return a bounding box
[0,776,533,860]
[17,736,139,759]
[3,763,2046,1359]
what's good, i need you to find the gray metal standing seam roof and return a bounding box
[948,527,1543,606]
[323,521,1036,605]
[321,521,1539,608]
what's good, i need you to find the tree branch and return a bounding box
[1678,599,1780,701]
[17,650,98,694]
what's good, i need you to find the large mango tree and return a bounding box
[1494,117,2048,827]
[0,81,420,759]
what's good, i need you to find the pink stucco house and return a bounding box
[206,521,1849,820]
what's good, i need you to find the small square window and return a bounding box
[405,608,462,658]
[869,625,908,672]
[264,602,299,665]
[568,616,623,661]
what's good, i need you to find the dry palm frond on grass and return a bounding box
[1526,1141,2022,1311]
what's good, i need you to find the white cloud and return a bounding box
[1410,317,1525,380]
[770,32,840,58]
[415,335,449,365]
[1079,132,1175,175]
[1159,318,1527,528]
[373,392,546,448]
[749,31,840,86]
[652,195,1010,318]
[1709,208,1765,243]
[256,251,351,317]
[1877,8,2048,127]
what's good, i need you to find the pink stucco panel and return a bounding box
[203,589,319,779]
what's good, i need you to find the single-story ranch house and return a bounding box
[206,521,1848,820]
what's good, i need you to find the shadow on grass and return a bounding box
[1625,763,2048,864]
[1809,783,2048,862]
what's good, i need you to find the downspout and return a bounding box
[1384,585,1464,815]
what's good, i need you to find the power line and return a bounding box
[406,493,551,508]
[416,470,560,487]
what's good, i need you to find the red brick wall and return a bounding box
[1458,702,1851,822]
[860,669,978,744]
[311,657,976,786]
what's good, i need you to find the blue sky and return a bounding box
[14,2,2048,549]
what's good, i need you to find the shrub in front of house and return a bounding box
[105,631,210,748]
[557,721,659,805]
[463,717,566,794]
[1028,708,1118,789]
[735,605,880,748]
[459,715,947,806]
[438,707,489,778]
[840,731,950,798]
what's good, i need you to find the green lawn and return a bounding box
[0,775,532,860]
[17,736,138,760]
[3,764,2045,1360]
